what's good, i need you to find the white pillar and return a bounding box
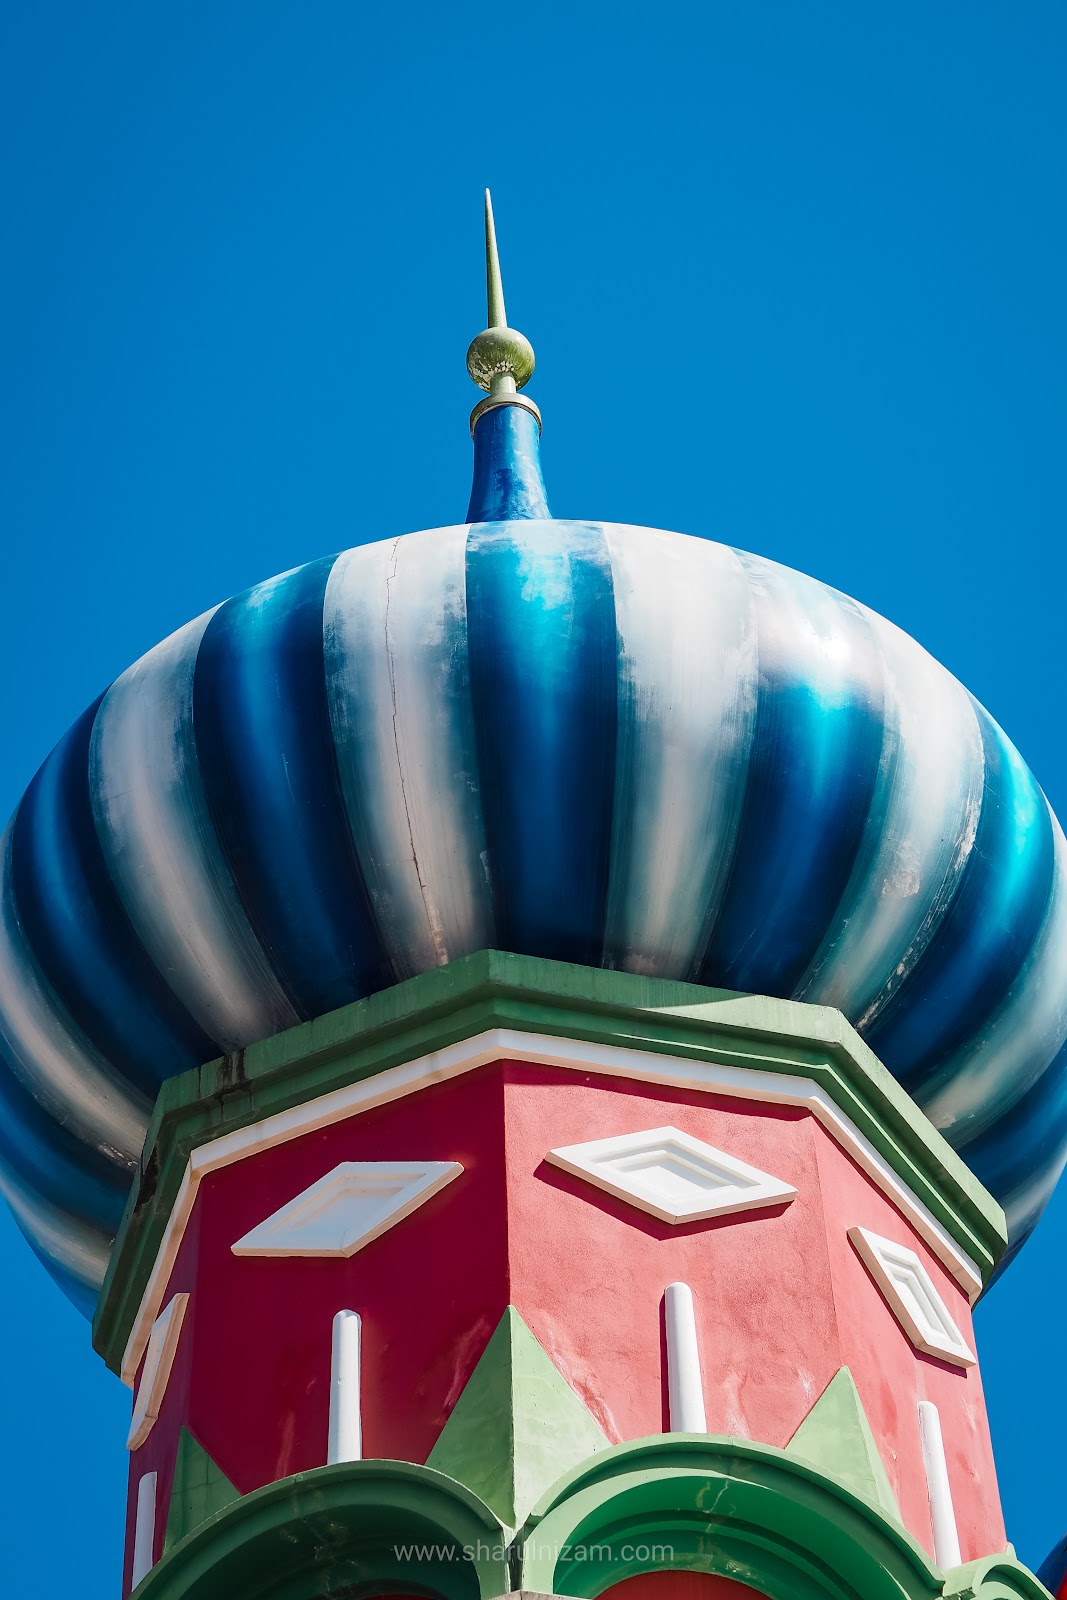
[664,1282,707,1432]
[327,1309,362,1464]
[918,1400,961,1570]
[130,1470,158,1589]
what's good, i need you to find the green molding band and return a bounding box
[134,1459,508,1600]
[518,1436,1049,1600]
[130,1436,1050,1600]
[97,950,1006,1375]
[941,1557,1055,1600]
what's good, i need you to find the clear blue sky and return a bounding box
[1,2,1065,1590]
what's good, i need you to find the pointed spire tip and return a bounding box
[484,189,506,329]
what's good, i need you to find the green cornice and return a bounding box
[94,950,1005,1375]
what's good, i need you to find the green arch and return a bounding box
[134,1459,509,1600]
[518,1435,1036,1600]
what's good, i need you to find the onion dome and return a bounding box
[3,196,1067,1314]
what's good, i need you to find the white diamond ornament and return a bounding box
[848,1226,976,1367]
[546,1125,796,1224]
[231,1160,463,1257]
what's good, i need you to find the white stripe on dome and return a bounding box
[0,824,149,1164]
[90,609,300,1049]
[920,804,1067,1143]
[0,1163,110,1291]
[325,528,494,979]
[799,608,984,1026]
[602,527,756,978]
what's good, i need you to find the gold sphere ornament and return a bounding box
[465,325,536,392]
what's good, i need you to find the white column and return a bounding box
[664,1282,707,1432]
[918,1400,961,1570]
[327,1309,362,1464]
[130,1470,158,1589]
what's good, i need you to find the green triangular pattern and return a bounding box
[786,1367,901,1522]
[427,1306,609,1529]
[163,1426,239,1552]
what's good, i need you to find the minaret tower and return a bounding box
[0,198,1063,1600]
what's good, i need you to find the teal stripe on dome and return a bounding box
[697,555,886,995]
[797,607,985,1029]
[465,520,617,967]
[867,701,1056,1093]
[956,1033,1067,1270]
[921,806,1067,1146]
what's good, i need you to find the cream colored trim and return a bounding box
[127,1291,189,1447]
[120,1029,984,1383]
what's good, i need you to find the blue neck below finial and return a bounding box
[466,403,551,523]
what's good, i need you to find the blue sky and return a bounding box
[1,2,1065,1590]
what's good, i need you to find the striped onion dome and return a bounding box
[4,211,1067,1313]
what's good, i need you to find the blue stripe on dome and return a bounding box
[8,699,217,1096]
[193,557,390,1016]
[698,568,885,995]
[23,1237,102,1317]
[465,520,617,966]
[956,1037,1067,1265]
[0,1048,129,1229]
[867,702,1055,1091]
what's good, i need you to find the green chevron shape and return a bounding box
[427,1306,609,1529]
[786,1367,901,1522]
[163,1426,240,1552]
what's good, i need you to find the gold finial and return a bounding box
[466,190,540,433]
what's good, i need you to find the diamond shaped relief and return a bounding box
[231,1160,463,1257]
[848,1226,975,1367]
[546,1125,796,1224]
